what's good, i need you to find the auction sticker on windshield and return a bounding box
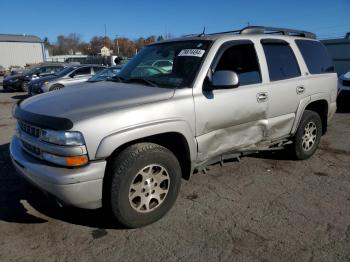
[178,49,205,57]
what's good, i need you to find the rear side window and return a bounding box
[261,40,301,81]
[295,40,334,74]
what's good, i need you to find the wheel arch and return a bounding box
[96,121,197,180]
[292,95,329,135]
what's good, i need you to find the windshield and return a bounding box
[118,40,211,88]
[88,67,120,82]
[54,66,76,77]
[26,67,39,75]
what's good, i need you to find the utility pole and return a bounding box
[115,35,120,55]
[104,24,107,47]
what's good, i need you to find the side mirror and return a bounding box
[211,70,239,89]
[69,73,75,78]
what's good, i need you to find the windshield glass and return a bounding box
[88,67,120,82]
[118,40,211,88]
[26,67,39,75]
[54,66,76,77]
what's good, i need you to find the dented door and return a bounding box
[194,41,268,162]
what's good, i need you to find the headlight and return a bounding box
[40,130,85,146]
[43,81,49,85]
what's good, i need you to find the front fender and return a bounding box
[95,119,197,162]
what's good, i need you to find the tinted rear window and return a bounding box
[295,40,334,74]
[262,40,301,81]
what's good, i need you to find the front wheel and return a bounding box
[289,110,322,160]
[50,84,64,91]
[105,143,182,228]
[21,82,28,92]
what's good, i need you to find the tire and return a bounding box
[21,82,28,92]
[289,110,322,160]
[104,142,182,228]
[50,84,64,91]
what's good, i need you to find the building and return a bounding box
[0,34,45,69]
[322,33,350,75]
[101,46,112,56]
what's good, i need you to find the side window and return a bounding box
[215,43,261,86]
[93,67,104,74]
[295,40,334,74]
[73,67,91,76]
[261,40,301,81]
[53,66,63,73]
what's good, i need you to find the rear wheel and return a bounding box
[104,143,182,228]
[289,110,322,160]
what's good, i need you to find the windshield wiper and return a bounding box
[125,78,159,87]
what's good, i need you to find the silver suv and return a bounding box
[10,26,337,228]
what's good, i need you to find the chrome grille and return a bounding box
[21,140,41,156]
[19,121,41,138]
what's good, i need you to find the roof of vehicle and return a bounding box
[0,34,42,43]
[156,26,318,44]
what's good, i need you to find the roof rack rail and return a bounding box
[185,26,316,39]
[240,26,316,39]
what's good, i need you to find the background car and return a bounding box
[28,64,105,95]
[86,66,122,83]
[2,63,67,91]
[0,65,6,76]
[337,70,350,107]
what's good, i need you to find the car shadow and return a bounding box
[0,143,125,229]
[247,148,296,161]
[11,94,29,100]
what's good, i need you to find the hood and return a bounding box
[341,71,350,80]
[29,74,58,84]
[19,81,175,122]
[4,73,23,81]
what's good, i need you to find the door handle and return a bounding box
[296,86,305,94]
[257,92,268,103]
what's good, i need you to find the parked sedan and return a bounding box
[28,64,105,95]
[2,63,67,92]
[87,66,122,83]
[337,71,350,106]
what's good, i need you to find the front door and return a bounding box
[65,66,92,86]
[194,40,269,161]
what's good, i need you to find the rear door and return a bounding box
[194,40,269,161]
[260,39,308,140]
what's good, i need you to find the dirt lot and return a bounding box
[0,91,350,261]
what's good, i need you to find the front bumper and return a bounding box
[28,84,43,95]
[10,136,106,209]
[2,81,21,90]
[337,83,350,105]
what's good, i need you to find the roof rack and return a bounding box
[240,26,316,39]
[189,26,316,39]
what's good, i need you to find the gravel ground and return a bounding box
[0,91,350,261]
